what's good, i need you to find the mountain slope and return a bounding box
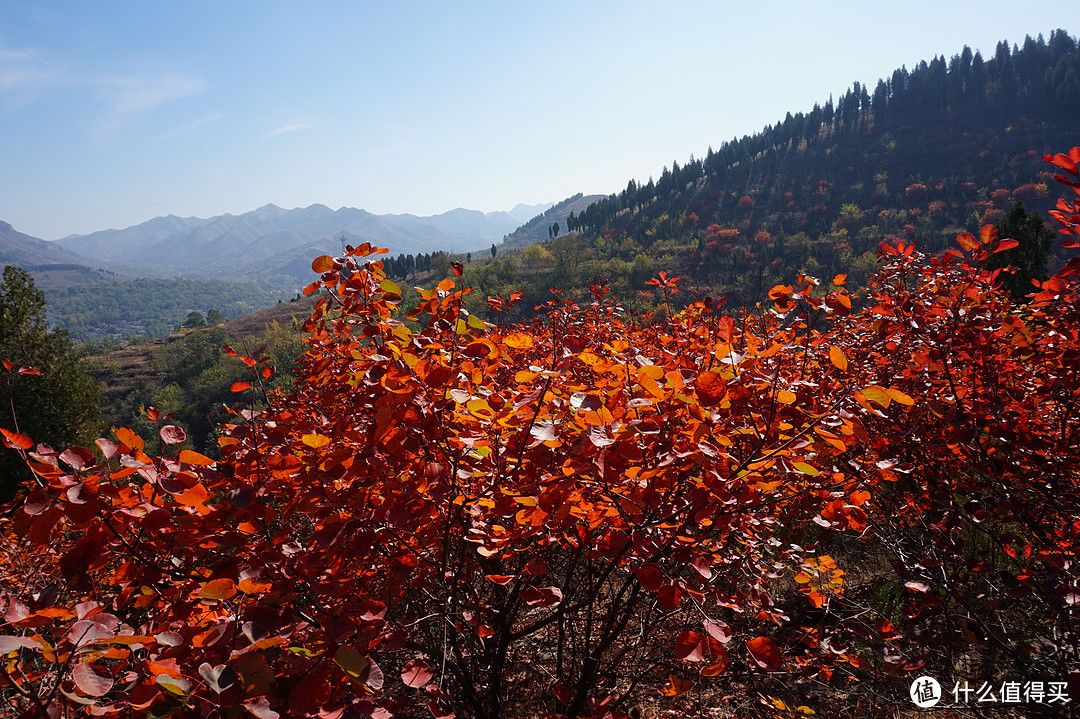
[55,203,552,281]
[0,220,94,267]
[555,29,1080,305]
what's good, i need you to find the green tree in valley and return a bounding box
[0,266,100,500]
[984,201,1056,300]
[183,310,207,328]
[206,308,225,324]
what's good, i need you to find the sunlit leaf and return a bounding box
[829,345,848,371]
[746,636,782,671]
[311,255,335,273]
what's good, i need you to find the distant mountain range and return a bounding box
[0,221,93,268]
[45,202,553,281]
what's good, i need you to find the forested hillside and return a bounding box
[453,30,1079,313]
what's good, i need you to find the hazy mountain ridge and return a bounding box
[52,202,554,281]
[0,221,94,267]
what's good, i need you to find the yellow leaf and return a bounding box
[579,351,602,366]
[861,386,892,408]
[792,462,820,476]
[503,333,534,349]
[829,345,848,371]
[886,388,915,406]
[301,434,331,449]
[776,389,797,404]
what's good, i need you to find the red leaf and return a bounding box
[694,372,726,407]
[674,630,706,662]
[159,425,187,445]
[231,381,252,393]
[450,261,463,277]
[520,586,562,607]
[72,663,113,697]
[956,232,979,251]
[992,238,1019,254]
[484,575,515,585]
[0,427,33,450]
[905,581,930,593]
[402,659,433,688]
[633,564,663,591]
[17,365,42,375]
[746,636,782,671]
[428,700,455,719]
[59,446,95,471]
[703,619,732,644]
[690,556,712,580]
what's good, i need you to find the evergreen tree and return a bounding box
[0,266,100,500]
[984,201,1056,301]
[183,311,207,328]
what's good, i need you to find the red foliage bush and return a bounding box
[1,149,1079,718]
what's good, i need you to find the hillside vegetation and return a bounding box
[447,30,1080,317]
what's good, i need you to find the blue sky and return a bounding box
[1,1,1076,240]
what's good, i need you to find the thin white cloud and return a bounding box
[161,111,226,139]
[262,117,320,139]
[0,48,59,95]
[94,73,204,140]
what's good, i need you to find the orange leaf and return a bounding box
[768,284,793,300]
[992,238,1019,254]
[311,255,335,273]
[199,578,237,601]
[956,232,979,251]
[0,427,33,450]
[829,345,848,371]
[174,483,209,507]
[237,578,273,594]
[178,449,214,466]
[116,427,144,451]
[230,381,251,393]
[662,674,694,697]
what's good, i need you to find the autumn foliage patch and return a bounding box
[2,149,1080,718]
